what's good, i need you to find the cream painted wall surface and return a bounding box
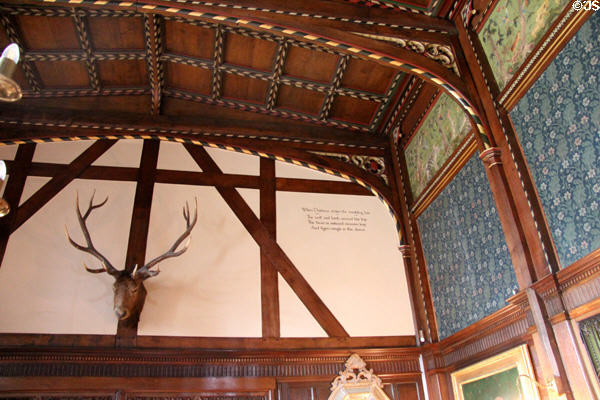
[0,178,136,334]
[157,141,202,172]
[276,160,350,182]
[139,183,261,337]
[92,139,143,168]
[32,141,92,164]
[205,146,258,176]
[0,144,17,161]
[277,190,414,337]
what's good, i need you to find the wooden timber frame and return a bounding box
[0,0,600,398]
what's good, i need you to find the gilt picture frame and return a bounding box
[451,344,540,400]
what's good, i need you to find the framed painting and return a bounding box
[451,345,540,400]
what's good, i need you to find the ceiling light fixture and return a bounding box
[0,43,22,102]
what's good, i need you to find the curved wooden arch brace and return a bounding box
[33,0,490,146]
[0,133,404,243]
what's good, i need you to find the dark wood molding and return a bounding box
[0,334,416,351]
[0,376,277,396]
[184,144,349,337]
[260,157,279,338]
[10,140,117,234]
[0,144,36,267]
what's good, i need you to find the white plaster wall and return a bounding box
[205,147,258,176]
[0,178,135,334]
[138,183,261,337]
[157,141,202,172]
[32,141,92,164]
[92,139,143,168]
[277,190,414,337]
[0,144,18,161]
[276,160,349,182]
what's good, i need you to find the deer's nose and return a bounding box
[114,306,128,320]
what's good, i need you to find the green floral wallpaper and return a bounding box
[510,11,600,268]
[405,93,472,198]
[479,0,568,90]
[418,155,517,339]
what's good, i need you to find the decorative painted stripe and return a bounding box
[0,133,402,241]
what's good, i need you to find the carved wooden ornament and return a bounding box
[329,354,390,400]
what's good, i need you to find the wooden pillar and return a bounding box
[453,15,586,399]
[387,135,438,344]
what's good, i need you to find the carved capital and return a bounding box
[479,147,503,168]
[398,244,413,258]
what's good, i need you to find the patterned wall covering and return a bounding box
[418,155,517,339]
[405,93,472,198]
[479,0,568,90]
[510,11,600,268]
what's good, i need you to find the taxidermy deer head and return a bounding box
[65,192,197,326]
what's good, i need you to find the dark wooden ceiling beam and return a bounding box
[369,71,405,133]
[0,106,388,150]
[184,144,349,337]
[265,39,288,110]
[319,55,349,121]
[144,14,164,116]
[143,0,455,39]
[211,25,225,100]
[10,140,117,234]
[139,2,468,99]
[72,10,101,91]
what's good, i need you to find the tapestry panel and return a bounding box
[510,11,600,268]
[479,0,568,90]
[405,93,471,198]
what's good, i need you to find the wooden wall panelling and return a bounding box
[183,143,348,337]
[0,144,35,267]
[0,376,276,398]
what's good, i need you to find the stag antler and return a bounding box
[134,198,198,280]
[65,191,121,277]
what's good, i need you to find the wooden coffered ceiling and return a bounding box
[0,0,466,148]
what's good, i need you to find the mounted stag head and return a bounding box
[65,192,197,326]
